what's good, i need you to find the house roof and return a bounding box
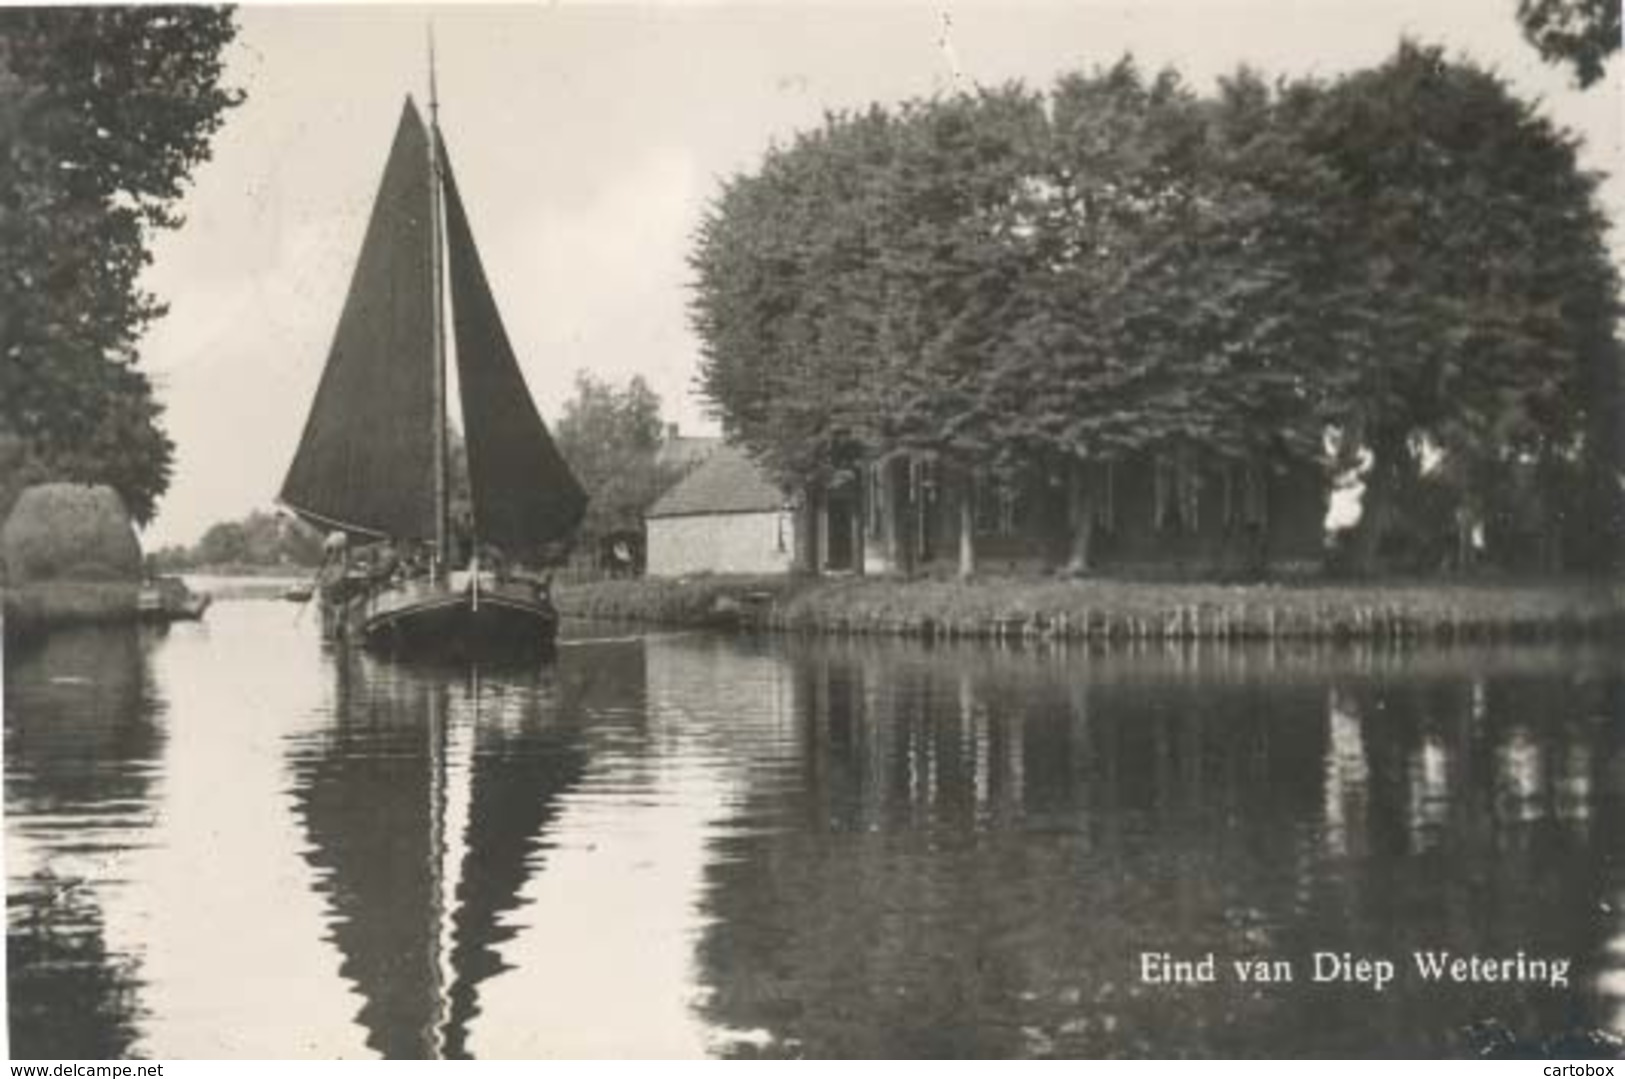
[654,435,722,471]
[646,444,785,519]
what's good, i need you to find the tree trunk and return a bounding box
[1352,431,1408,576]
[958,476,975,579]
[851,470,867,577]
[1065,459,1095,576]
[1536,457,1563,574]
[795,487,820,576]
[881,459,907,575]
[1351,488,1388,577]
[913,463,929,570]
[816,488,830,574]
[1577,334,1623,573]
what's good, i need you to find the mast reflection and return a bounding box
[285,650,598,1058]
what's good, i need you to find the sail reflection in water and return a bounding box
[284,649,601,1058]
[6,601,1623,1057]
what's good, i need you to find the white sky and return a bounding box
[137,1,1625,546]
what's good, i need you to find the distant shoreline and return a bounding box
[555,575,1625,644]
[159,563,316,580]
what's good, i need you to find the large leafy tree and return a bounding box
[1012,68,1341,460]
[0,7,242,524]
[173,509,323,569]
[553,371,688,540]
[1517,0,1620,88]
[691,43,1621,575]
[882,86,1050,468]
[1299,42,1620,570]
[693,106,901,485]
[694,62,1343,559]
[694,65,1341,472]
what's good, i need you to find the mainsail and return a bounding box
[281,101,438,540]
[439,134,587,555]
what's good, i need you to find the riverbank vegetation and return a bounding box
[1,484,141,640]
[2,581,141,641]
[146,509,324,574]
[1517,0,1621,88]
[0,482,213,642]
[558,574,792,625]
[0,484,142,583]
[552,372,696,572]
[0,9,243,527]
[690,42,1623,578]
[557,574,1625,642]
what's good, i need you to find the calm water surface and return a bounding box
[5,596,1623,1058]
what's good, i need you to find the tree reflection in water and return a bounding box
[682,641,1625,1058]
[7,619,1621,1059]
[5,627,163,1058]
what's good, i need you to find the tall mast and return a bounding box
[427,25,450,567]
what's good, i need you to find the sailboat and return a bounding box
[279,69,586,652]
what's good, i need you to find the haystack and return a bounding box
[0,483,142,585]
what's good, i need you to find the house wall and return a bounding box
[850,453,1327,579]
[1083,456,1327,577]
[646,511,796,577]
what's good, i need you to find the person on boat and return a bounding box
[322,530,349,572]
[318,530,378,606]
[317,530,352,593]
[395,543,427,582]
[371,541,400,583]
[479,543,507,580]
[510,564,552,601]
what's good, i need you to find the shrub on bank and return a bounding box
[0,484,141,585]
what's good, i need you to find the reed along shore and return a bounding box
[554,575,1625,643]
[2,579,208,644]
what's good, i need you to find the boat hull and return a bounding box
[324,576,560,656]
[137,578,211,624]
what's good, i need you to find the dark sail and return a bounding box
[280,100,437,540]
[439,134,587,554]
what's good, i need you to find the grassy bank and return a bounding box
[555,574,1625,643]
[2,580,141,642]
[557,574,796,625]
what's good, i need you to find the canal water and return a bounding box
[5,595,1623,1058]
